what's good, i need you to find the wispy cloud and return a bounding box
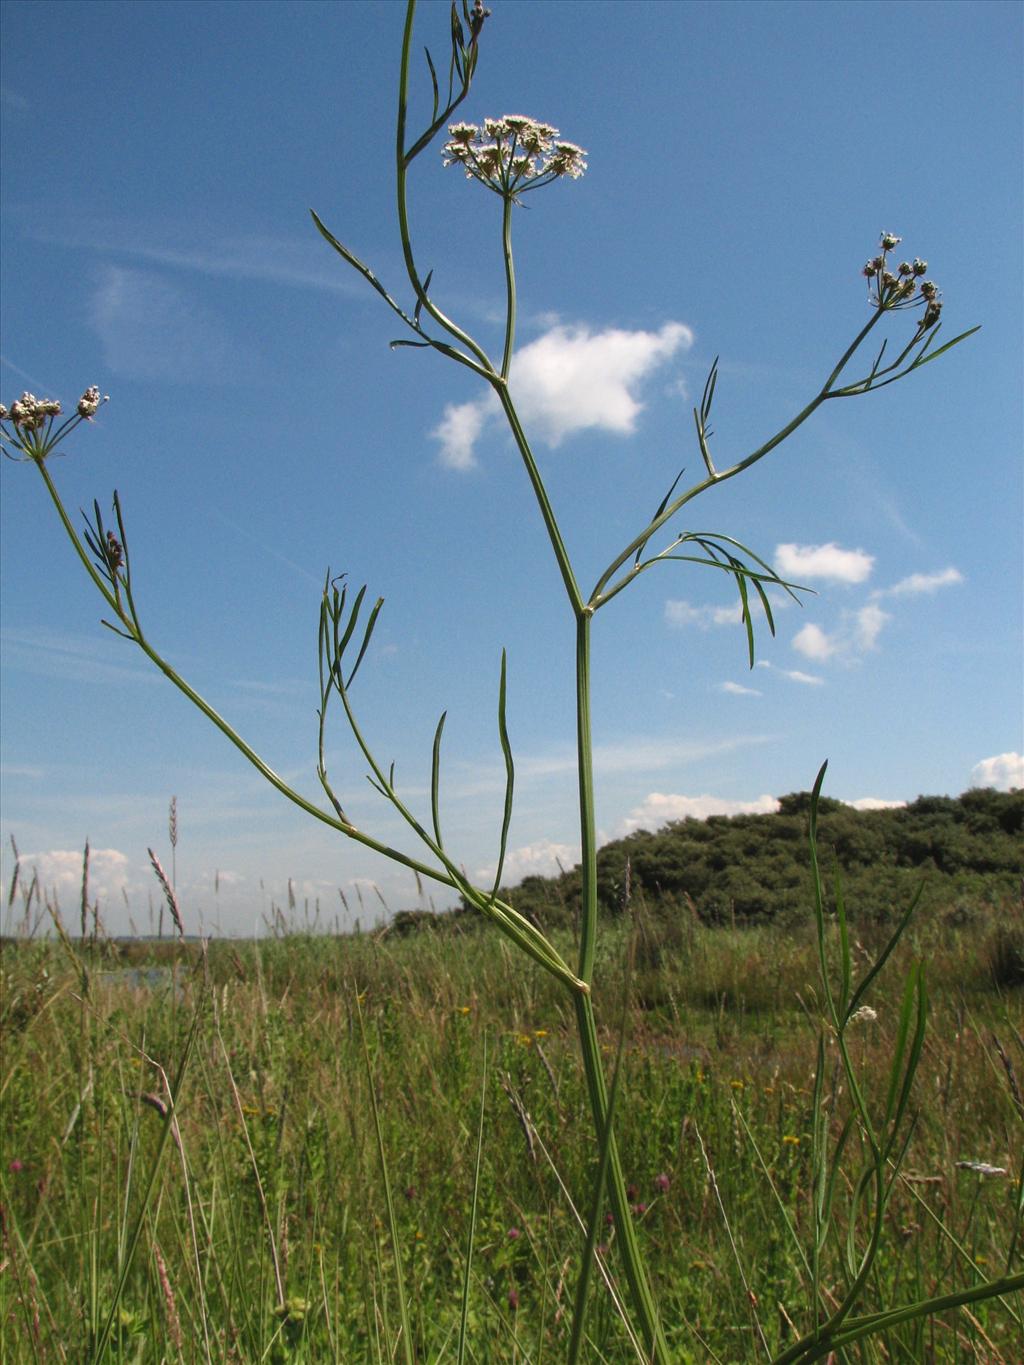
[207,507,324,586]
[0,763,46,781]
[756,661,824,685]
[1,627,158,687]
[665,599,743,629]
[970,752,1023,792]
[23,212,365,298]
[433,321,693,469]
[719,681,761,696]
[91,265,238,382]
[775,542,874,585]
[872,566,963,599]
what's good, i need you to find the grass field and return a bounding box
[2,893,1021,1362]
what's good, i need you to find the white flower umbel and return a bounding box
[443,114,586,198]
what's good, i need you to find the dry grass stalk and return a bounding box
[148,847,185,939]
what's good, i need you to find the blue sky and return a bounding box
[2,0,1021,937]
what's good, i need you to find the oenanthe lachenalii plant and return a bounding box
[7,2,1009,1359]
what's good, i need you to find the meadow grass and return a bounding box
[2,897,1020,1362]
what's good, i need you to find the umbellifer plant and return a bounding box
[5,2,1019,1359]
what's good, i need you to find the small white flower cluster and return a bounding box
[847,1005,878,1027]
[2,392,63,431]
[443,115,587,198]
[1,386,108,462]
[862,232,942,328]
[78,385,105,419]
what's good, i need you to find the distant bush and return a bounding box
[499,787,1022,928]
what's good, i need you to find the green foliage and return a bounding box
[492,787,1022,931]
[2,906,1021,1362]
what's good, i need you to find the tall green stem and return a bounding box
[573,613,670,1358]
[575,614,598,986]
[500,195,516,380]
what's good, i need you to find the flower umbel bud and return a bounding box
[78,385,106,419]
[105,531,124,572]
[861,234,945,328]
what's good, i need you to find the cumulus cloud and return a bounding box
[872,567,964,598]
[970,752,1023,791]
[844,797,906,811]
[17,848,130,910]
[792,623,836,661]
[775,542,874,584]
[619,792,780,836]
[432,320,693,468]
[720,681,761,696]
[665,599,743,629]
[477,837,580,885]
[792,604,890,662]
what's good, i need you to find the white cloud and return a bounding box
[854,603,889,651]
[618,791,779,836]
[434,399,491,470]
[757,661,825,685]
[843,797,906,811]
[477,837,580,885]
[17,848,131,913]
[970,752,1024,791]
[775,542,874,584]
[432,320,693,468]
[792,623,837,661]
[665,599,743,629]
[719,681,761,696]
[792,604,890,662]
[784,668,825,686]
[872,567,964,598]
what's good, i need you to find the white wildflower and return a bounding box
[848,1005,878,1026]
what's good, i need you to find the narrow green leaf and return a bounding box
[346,595,385,688]
[430,711,447,849]
[911,323,980,367]
[884,967,919,1127]
[414,269,433,325]
[835,866,851,1016]
[634,468,686,567]
[845,881,923,1024]
[700,356,719,425]
[735,569,755,667]
[488,650,515,901]
[423,45,440,124]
